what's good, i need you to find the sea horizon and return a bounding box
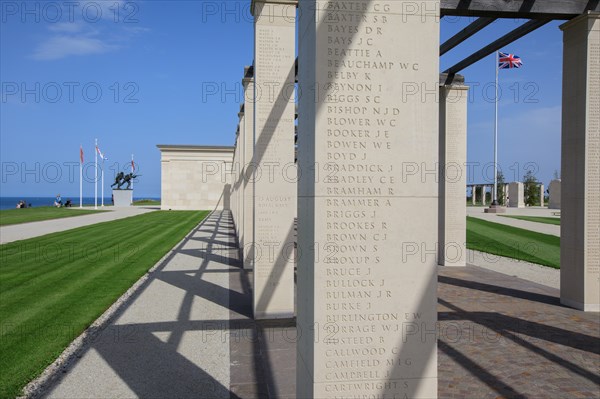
[0,196,160,210]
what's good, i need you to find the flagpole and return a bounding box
[80,145,83,208]
[101,158,105,207]
[95,138,98,210]
[493,51,499,205]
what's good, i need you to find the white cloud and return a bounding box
[30,1,144,61]
[31,35,119,60]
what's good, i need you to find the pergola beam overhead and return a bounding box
[441,0,600,20]
[444,19,551,75]
[440,17,497,55]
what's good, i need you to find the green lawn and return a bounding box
[467,217,560,269]
[133,199,161,206]
[0,210,209,398]
[0,207,108,227]
[498,215,561,225]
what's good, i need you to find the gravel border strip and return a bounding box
[467,249,560,289]
[18,212,213,399]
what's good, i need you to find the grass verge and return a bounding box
[0,207,108,227]
[0,210,209,398]
[133,199,161,206]
[467,217,560,269]
[498,215,561,225]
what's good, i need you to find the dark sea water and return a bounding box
[0,197,159,210]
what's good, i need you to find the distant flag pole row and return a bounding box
[493,51,523,205]
[80,142,139,208]
[88,139,108,209]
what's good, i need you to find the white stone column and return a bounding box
[252,0,297,319]
[297,1,440,397]
[439,77,468,266]
[472,185,477,205]
[540,184,545,207]
[233,128,240,234]
[242,69,255,270]
[560,12,600,312]
[237,126,241,232]
[504,183,509,206]
[237,109,245,247]
[481,185,487,206]
[549,179,561,209]
[508,182,524,208]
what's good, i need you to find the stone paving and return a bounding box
[36,211,599,399]
[437,267,599,399]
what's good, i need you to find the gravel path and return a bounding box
[0,207,157,244]
[467,249,560,289]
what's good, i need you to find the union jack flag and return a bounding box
[498,52,523,69]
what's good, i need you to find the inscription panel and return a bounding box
[585,30,600,300]
[298,1,440,397]
[253,3,297,319]
[243,78,256,269]
[560,14,600,310]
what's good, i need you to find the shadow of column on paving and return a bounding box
[43,211,239,399]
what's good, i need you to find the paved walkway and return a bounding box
[467,207,560,236]
[37,211,598,399]
[43,211,234,398]
[0,207,157,244]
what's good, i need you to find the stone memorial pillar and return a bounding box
[504,183,509,206]
[540,184,545,207]
[549,179,561,209]
[481,185,487,206]
[508,182,524,208]
[471,185,477,205]
[252,0,297,319]
[297,1,439,397]
[242,69,255,270]
[439,76,468,266]
[237,128,243,231]
[237,109,245,247]
[231,134,236,225]
[560,12,600,311]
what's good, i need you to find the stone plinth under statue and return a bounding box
[485,204,507,214]
[112,189,133,207]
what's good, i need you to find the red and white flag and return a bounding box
[80,146,84,163]
[96,145,107,161]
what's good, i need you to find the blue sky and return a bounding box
[1,1,563,198]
